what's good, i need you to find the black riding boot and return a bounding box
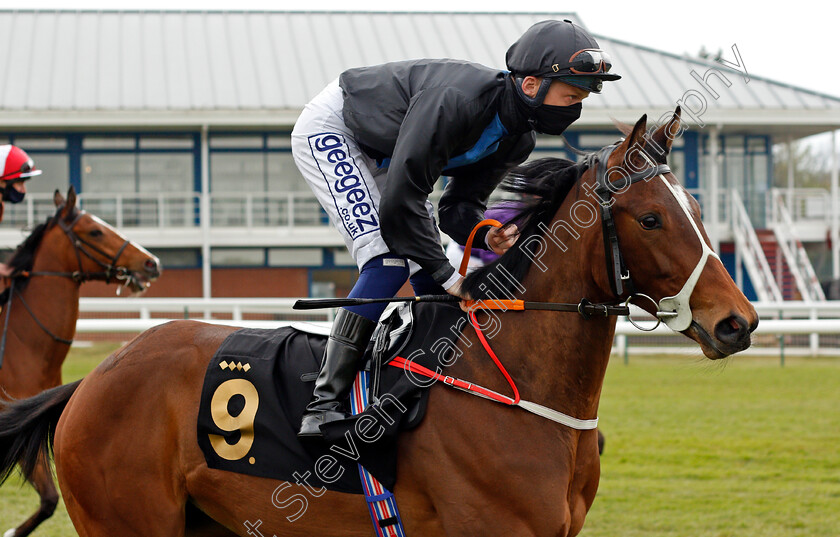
[298,308,377,438]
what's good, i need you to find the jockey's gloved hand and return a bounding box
[486,224,519,256]
[445,276,473,312]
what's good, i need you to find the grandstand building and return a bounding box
[2,10,839,301]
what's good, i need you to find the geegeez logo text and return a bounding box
[309,133,379,239]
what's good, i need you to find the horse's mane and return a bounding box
[461,125,673,300]
[0,208,64,305]
[461,157,587,300]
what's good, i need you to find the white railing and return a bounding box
[2,191,449,231]
[75,298,840,358]
[769,190,826,301]
[730,190,783,301]
[686,188,731,230]
[79,297,333,321]
[4,188,831,234]
[783,188,832,223]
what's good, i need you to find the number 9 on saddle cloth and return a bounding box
[196,301,466,493]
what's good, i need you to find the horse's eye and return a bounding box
[89,229,104,238]
[639,214,661,230]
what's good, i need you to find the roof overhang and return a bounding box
[4,107,838,141]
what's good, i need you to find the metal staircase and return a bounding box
[769,190,827,301]
[731,190,783,302]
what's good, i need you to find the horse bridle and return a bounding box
[585,142,720,332]
[0,209,138,365]
[28,210,135,285]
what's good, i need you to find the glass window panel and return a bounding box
[82,154,136,193]
[725,135,745,154]
[139,136,195,149]
[138,153,193,193]
[578,134,621,148]
[211,153,265,192]
[211,248,264,267]
[210,135,262,149]
[268,248,324,267]
[747,137,767,153]
[13,136,67,150]
[266,135,291,149]
[152,248,199,268]
[83,136,136,150]
[267,152,307,192]
[24,153,69,193]
[724,152,745,191]
[750,154,769,191]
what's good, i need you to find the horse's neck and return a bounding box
[463,188,615,421]
[6,235,80,371]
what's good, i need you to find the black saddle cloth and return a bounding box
[196,302,466,493]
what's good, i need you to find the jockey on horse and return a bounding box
[0,145,41,277]
[0,144,40,222]
[291,19,621,437]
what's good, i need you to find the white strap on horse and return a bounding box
[639,154,722,332]
[516,400,599,430]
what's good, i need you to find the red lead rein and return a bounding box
[389,310,520,406]
[388,307,599,430]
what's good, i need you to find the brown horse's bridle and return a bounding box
[29,210,134,285]
[0,209,136,366]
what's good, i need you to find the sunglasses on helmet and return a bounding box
[568,49,612,75]
[0,159,40,183]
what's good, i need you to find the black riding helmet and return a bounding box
[506,19,621,106]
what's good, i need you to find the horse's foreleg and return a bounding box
[4,453,59,537]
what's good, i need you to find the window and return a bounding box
[210,153,265,192]
[151,248,200,268]
[80,134,197,227]
[13,136,67,150]
[24,153,69,194]
[211,248,265,267]
[83,154,136,193]
[268,152,307,192]
[268,248,324,267]
[138,154,193,193]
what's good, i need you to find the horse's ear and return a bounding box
[617,114,647,154]
[60,187,77,221]
[54,189,65,208]
[650,106,682,154]
[614,114,648,170]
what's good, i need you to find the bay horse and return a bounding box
[0,109,757,536]
[0,187,160,537]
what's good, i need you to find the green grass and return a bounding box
[1,348,839,536]
[583,355,840,537]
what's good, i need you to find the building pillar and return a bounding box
[201,125,212,309]
[787,137,794,212]
[831,130,840,279]
[708,127,721,252]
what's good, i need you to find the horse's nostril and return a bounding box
[144,259,159,274]
[715,314,749,345]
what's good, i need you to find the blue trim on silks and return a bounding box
[346,254,410,321]
[443,113,508,171]
[350,370,408,537]
[376,113,509,171]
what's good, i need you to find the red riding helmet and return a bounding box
[0,145,42,183]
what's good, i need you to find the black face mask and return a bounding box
[531,102,582,135]
[1,185,25,204]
